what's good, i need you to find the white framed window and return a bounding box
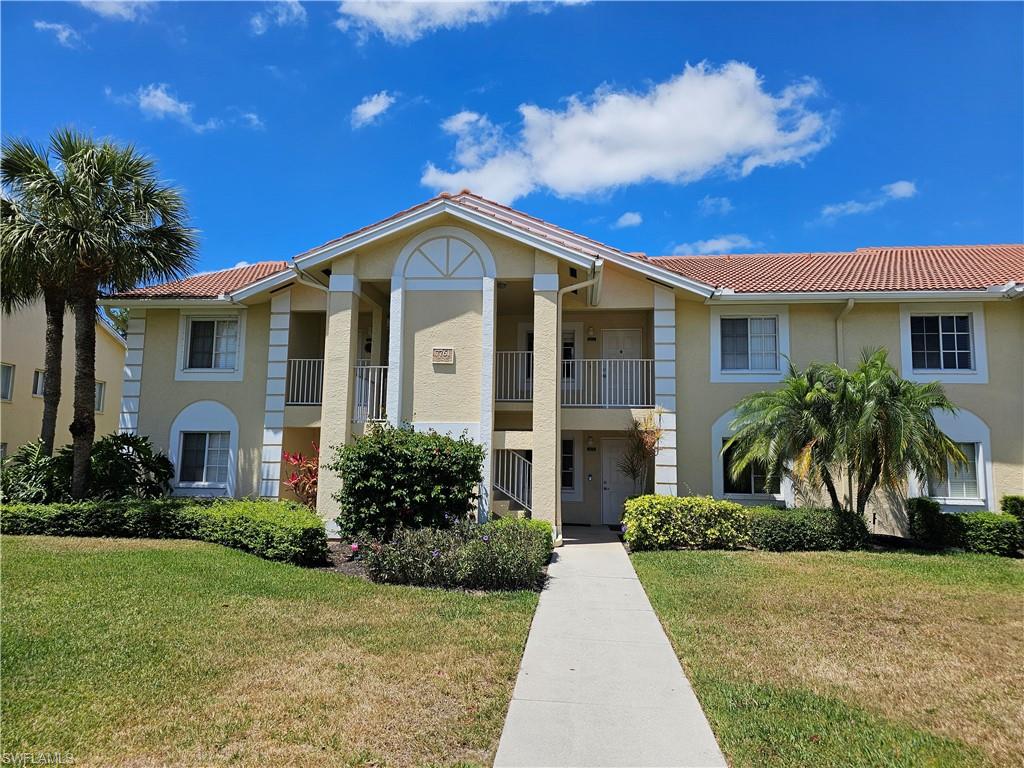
[32,369,45,397]
[908,408,992,510]
[710,305,789,382]
[928,442,980,500]
[561,322,583,388]
[179,431,230,485]
[560,432,583,502]
[711,409,792,505]
[0,364,14,401]
[899,303,987,384]
[722,439,780,496]
[94,381,106,413]
[175,311,246,382]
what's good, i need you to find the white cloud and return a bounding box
[250,1,307,35]
[422,61,833,204]
[613,211,643,229]
[240,112,265,130]
[672,234,757,255]
[820,179,917,220]
[698,194,733,216]
[351,90,397,128]
[134,84,221,133]
[78,1,152,21]
[34,21,81,48]
[335,1,507,44]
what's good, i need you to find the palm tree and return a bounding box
[2,138,77,455]
[725,348,964,518]
[4,129,197,497]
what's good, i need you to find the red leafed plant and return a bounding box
[283,442,319,509]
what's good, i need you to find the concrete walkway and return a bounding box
[494,526,726,768]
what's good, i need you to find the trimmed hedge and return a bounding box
[0,499,329,565]
[908,496,1022,556]
[1001,495,1024,521]
[622,495,749,551]
[362,517,553,590]
[747,506,868,552]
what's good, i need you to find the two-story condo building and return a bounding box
[104,192,1024,540]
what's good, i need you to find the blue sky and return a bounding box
[3,1,1022,273]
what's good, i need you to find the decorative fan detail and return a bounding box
[403,236,486,279]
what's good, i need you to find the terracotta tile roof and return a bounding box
[112,261,290,299]
[651,245,1024,293]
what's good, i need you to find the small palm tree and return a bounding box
[725,348,964,518]
[4,129,198,497]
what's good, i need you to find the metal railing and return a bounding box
[286,358,324,405]
[353,365,388,423]
[495,351,534,401]
[493,449,533,513]
[560,359,655,407]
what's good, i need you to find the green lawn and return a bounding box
[1,536,538,768]
[633,549,1024,768]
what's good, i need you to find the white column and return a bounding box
[478,276,496,521]
[653,286,678,496]
[386,279,403,426]
[119,312,146,435]
[259,290,290,498]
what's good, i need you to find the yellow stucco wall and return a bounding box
[401,291,483,424]
[0,301,125,452]
[135,305,270,498]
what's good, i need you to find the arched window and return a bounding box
[711,409,793,505]
[168,400,239,497]
[908,408,994,511]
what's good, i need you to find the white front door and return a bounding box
[601,329,643,406]
[601,438,632,525]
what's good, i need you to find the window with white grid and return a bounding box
[187,319,239,370]
[179,431,231,485]
[720,317,778,371]
[928,443,980,500]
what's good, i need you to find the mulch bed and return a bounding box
[319,540,371,580]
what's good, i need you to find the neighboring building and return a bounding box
[103,192,1024,538]
[0,300,126,456]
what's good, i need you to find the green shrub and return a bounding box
[747,506,868,551]
[362,518,552,590]
[1001,495,1024,520]
[328,424,485,541]
[0,434,173,503]
[0,499,328,565]
[908,497,1022,556]
[621,495,749,551]
[907,497,945,546]
[948,512,1022,557]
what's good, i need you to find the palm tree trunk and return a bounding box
[39,290,66,455]
[820,468,844,515]
[69,287,99,498]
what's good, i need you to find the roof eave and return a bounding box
[706,288,1017,303]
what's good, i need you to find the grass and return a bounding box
[632,549,1024,768]
[1,536,539,767]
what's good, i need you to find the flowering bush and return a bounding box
[283,443,319,509]
[362,517,552,590]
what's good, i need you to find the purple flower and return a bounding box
[620,523,628,533]
[482,534,490,542]
[431,548,440,558]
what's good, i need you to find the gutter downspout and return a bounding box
[835,298,855,364]
[558,258,604,304]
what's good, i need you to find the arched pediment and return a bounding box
[394,226,496,282]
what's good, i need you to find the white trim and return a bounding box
[168,400,239,497]
[559,431,583,502]
[229,268,297,301]
[479,276,495,521]
[175,309,247,382]
[259,290,290,498]
[711,409,792,505]
[119,313,145,434]
[898,302,988,384]
[907,408,994,511]
[707,289,1014,303]
[534,273,559,292]
[710,304,790,383]
[405,278,483,292]
[386,281,404,426]
[653,285,678,495]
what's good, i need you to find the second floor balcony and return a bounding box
[495,351,655,407]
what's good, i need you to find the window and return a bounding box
[910,314,972,370]
[94,381,106,413]
[928,442,980,500]
[560,438,576,491]
[0,364,14,401]
[721,317,778,371]
[187,318,239,370]
[32,370,45,397]
[561,328,577,380]
[179,432,230,485]
[722,440,780,496]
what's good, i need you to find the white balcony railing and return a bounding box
[561,359,655,407]
[495,351,533,401]
[493,449,533,513]
[286,358,324,405]
[353,365,388,423]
